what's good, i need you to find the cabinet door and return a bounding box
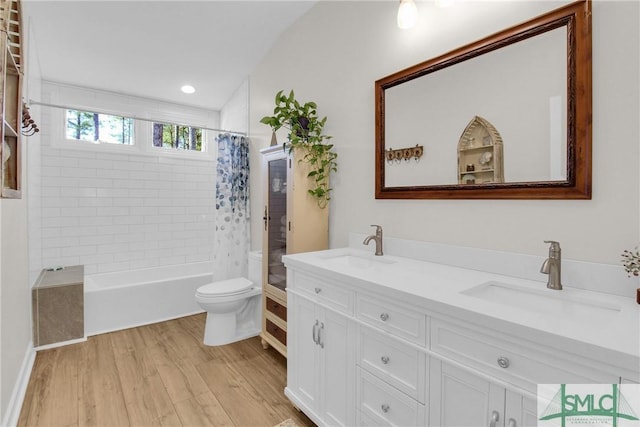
[290,296,320,411]
[264,154,288,292]
[505,391,538,427]
[430,360,504,427]
[320,308,355,427]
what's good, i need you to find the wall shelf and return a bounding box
[0,0,23,198]
[457,116,504,185]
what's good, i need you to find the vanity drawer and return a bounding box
[294,273,354,314]
[430,318,618,392]
[266,296,287,322]
[358,326,426,402]
[357,295,426,346]
[358,368,425,427]
[357,410,384,427]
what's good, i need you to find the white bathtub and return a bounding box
[85,262,212,336]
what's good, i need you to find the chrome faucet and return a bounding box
[363,225,384,256]
[540,240,562,290]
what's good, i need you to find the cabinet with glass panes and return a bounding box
[259,145,328,358]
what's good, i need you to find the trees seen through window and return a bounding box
[66,110,134,144]
[152,123,203,151]
[65,110,205,153]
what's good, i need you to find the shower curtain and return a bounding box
[213,133,250,280]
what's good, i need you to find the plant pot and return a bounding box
[294,116,310,137]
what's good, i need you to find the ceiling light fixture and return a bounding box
[397,0,418,29]
[181,85,195,94]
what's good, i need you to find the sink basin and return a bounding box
[319,252,397,269]
[461,281,621,317]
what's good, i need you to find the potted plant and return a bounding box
[260,90,337,208]
[621,247,640,304]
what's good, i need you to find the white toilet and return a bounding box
[195,251,262,346]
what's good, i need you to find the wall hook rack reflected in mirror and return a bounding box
[386,144,424,164]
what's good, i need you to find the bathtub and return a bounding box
[85,262,212,336]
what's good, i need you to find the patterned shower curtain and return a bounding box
[212,133,250,280]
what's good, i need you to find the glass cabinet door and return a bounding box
[267,158,287,291]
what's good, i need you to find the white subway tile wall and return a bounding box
[28,82,238,276]
[39,149,216,275]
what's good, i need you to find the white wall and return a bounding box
[249,1,640,270]
[33,82,222,275]
[221,78,249,135]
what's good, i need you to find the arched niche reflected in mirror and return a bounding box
[375,0,592,199]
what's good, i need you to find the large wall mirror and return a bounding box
[375,0,592,199]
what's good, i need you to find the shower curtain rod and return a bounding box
[28,99,248,136]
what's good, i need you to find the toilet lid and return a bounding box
[196,277,254,297]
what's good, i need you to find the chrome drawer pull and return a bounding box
[497,356,510,368]
[380,313,389,321]
[312,320,319,345]
[489,410,500,427]
[314,287,321,294]
[381,356,390,364]
[381,404,390,413]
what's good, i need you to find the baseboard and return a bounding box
[1,342,35,427]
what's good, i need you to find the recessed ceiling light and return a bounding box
[181,85,195,94]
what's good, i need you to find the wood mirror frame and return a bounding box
[375,0,591,200]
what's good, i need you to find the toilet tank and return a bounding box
[248,251,262,288]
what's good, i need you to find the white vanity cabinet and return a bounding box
[283,250,639,427]
[355,295,428,426]
[429,317,619,389]
[286,272,356,427]
[429,360,537,427]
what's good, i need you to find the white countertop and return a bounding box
[283,247,640,374]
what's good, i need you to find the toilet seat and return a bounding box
[196,277,254,298]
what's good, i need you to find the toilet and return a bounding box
[195,251,262,346]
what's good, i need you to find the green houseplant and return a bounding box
[260,90,337,208]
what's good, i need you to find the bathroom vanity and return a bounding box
[283,239,639,427]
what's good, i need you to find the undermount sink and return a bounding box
[319,252,397,269]
[461,281,621,317]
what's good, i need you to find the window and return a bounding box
[66,109,134,145]
[152,122,203,152]
[60,107,210,158]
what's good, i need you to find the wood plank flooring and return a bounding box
[18,314,315,427]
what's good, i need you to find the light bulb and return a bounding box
[397,0,417,29]
[181,85,195,94]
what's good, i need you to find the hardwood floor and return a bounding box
[18,314,315,427]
